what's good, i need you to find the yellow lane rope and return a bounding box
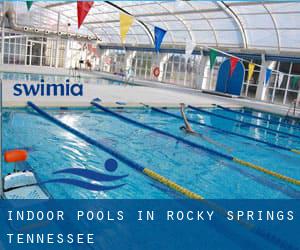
[233,158,300,186]
[291,149,300,155]
[143,167,296,247]
[144,152,300,188]
[143,168,204,200]
[143,168,254,230]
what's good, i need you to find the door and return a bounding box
[26,40,42,66]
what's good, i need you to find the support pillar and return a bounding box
[198,55,209,90]
[255,54,275,101]
[55,12,61,68]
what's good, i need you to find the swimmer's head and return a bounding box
[180,126,186,131]
[180,103,185,108]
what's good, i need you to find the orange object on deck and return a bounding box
[4,149,28,163]
[153,67,160,77]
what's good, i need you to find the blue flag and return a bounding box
[264,68,272,86]
[154,26,167,53]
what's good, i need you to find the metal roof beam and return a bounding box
[43,1,74,9]
[217,1,248,49]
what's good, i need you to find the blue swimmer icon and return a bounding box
[42,159,128,191]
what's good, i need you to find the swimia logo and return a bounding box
[13,79,83,97]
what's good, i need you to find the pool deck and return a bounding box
[1,69,299,118]
[2,79,241,108]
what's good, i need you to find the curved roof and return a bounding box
[8,1,300,53]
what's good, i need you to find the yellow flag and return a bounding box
[120,13,134,44]
[247,63,255,82]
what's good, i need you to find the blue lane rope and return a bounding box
[91,101,232,160]
[215,104,300,130]
[28,102,144,172]
[148,106,298,153]
[188,105,300,140]
[27,101,204,200]
[91,102,300,186]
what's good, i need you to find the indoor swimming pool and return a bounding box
[2,106,300,199]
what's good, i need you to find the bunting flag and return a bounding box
[247,63,255,82]
[184,38,196,62]
[77,1,94,29]
[277,73,284,88]
[26,1,33,10]
[120,13,134,44]
[264,68,272,86]
[291,76,300,89]
[209,49,217,70]
[154,26,167,53]
[229,57,239,76]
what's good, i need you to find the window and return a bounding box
[0,29,65,68]
[241,59,262,99]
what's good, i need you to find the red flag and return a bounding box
[229,57,239,76]
[77,1,94,29]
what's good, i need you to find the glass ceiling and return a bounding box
[6,1,300,53]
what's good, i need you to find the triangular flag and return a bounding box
[291,76,300,89]
[154,26,167,53]
[229,57,239,76]
[120,13,134,44]
[264,68,272,86]
[209,49,217,70]
[277,73,284,88]
[185,38,196,62]
[247,63,255,82]
[77,1,94,29]
[26,1,33,10]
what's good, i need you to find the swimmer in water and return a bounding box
[179,103,232,152]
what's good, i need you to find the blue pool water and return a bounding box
[0,71,129,85]
[2,106,300,199]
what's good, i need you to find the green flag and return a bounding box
[26,1,33,10]
[291,76,300,89]
[209,49,218,70]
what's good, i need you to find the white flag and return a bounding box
[277,73,284,88]
[185,38,196,62]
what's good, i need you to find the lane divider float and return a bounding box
[291,149,300,155]
[143,168,203,199]
[232,158,300,186]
